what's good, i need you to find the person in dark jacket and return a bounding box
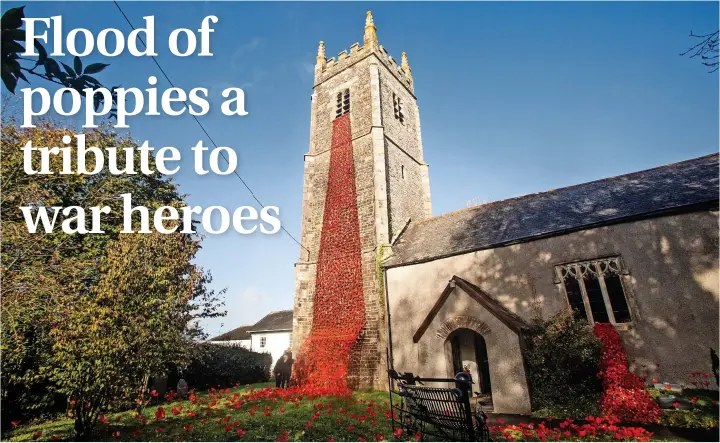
[273,351,293,388]
[283,351,294,388]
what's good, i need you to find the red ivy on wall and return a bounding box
[594,323,662,423]
[295,114,365,389]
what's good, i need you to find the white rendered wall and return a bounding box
[250,331,291,366]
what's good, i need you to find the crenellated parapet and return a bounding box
[313,11,414,94]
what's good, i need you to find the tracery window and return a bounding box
[336,89,350,118]
[554,257,632,325]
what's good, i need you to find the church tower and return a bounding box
[292,11,432,389]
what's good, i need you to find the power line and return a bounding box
[112,1,309,256]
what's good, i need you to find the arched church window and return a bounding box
[554,257,633,326]
[336,88,350,118]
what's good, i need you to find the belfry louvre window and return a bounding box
[393,92,404,123]
[336,89,350,118]
[554,257,632,325]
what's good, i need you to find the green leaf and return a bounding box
[34,40,47,64]
[1,6,25,30]
[44,59,61,78]
[83,63,109,75]
[74,56,82,76]
[1,69,17,93]
[3,40,24,54]
[4,28,25,42]
[61,62,76,77]
[81,74,102,86]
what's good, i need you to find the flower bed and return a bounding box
[593,323,662,424]
[489,416,654,442]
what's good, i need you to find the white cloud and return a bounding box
[230,37,264,72]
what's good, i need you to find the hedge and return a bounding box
[167,343,272,392]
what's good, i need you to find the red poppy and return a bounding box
[155,407,166,420]
[155,428,164,433]
[32,431,42,440]
[394,428,403,437]
[375,434,385,441]
[99,416,109,424]
[237,429,246,437]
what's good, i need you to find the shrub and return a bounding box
[660,409,719,429]
[594,323,662,423]
[168,343,272,391]
[525,311,603,412]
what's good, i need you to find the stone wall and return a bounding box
[385,211,720,401]
[294,41,433,389]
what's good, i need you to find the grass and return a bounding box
[6,382,407,442]
[10,384,717,441]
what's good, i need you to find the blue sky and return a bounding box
[5,1,718,336]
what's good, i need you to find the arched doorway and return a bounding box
[447,328,491,395]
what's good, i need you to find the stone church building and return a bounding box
[292,12,719,413]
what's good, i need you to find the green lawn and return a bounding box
[7,383,408,442]
[10,383,715,442]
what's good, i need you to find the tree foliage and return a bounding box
[0,118,225,438]
[1,6,117,115]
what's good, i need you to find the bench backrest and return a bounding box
[390,371,478,441]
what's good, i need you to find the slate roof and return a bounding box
[387,154,719,267]
[247,310,293,332]
[210,325,252,341]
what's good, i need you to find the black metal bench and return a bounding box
[388,369,492,442]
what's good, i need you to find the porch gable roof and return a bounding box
[412,276,530,343]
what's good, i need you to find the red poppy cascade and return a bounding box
[295,113,365,389]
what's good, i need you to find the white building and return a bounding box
[209,310,293,367]
[247,310,293,366]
